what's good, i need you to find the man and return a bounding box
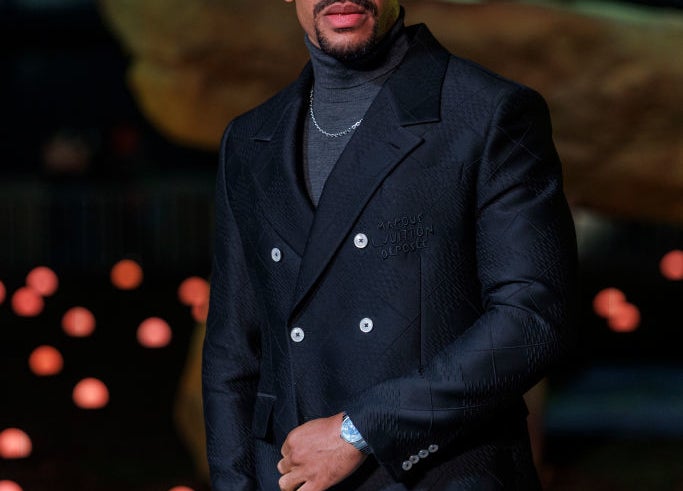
[203,0,577,489]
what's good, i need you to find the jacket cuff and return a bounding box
[344,376,443,481]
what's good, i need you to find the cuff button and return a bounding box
[418,449,429,459]
[428,444,439,453]
[401,460,413,471]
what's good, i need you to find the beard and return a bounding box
[313,0,380,62]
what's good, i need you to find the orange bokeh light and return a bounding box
[660,249,683,281]
[607,302,641,333]
[0,280,6,305]
[0,481,23,491]
[178,276,210,307]
[29,345,64,377]
[191,302,209,323]
[0,428,32,459]
[592,287,626,319]
[73,378,109,410]
[25,266,59,297]
[137,317,172,348]
[61,306,96,337]
[110,259,143,290]
[11,287,44,317]
[169,487,194,491]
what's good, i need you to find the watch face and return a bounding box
[341,417,363,443]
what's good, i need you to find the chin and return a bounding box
[316,28,378,62]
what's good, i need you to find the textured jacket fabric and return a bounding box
[203,23,577,491]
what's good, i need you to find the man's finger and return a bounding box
[277,457,290,475]
[278,471,305,491]
[280,438,291,457]
[294,482,317,491]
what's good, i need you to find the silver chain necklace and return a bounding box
[309,89,363,138]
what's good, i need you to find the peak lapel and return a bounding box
[250,67,315,257]
[290,25,451,320]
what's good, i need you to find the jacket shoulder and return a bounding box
[441,52,548,138]
[406,23,547,137]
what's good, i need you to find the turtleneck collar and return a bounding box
[304,8,408,91]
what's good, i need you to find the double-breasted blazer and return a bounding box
[203,23,577,491]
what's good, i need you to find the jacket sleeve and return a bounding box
[202,124,263,491]
[344,86,578,480]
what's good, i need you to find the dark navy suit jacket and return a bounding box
[203,24,577,490]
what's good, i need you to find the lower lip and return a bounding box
[324,12,367,29]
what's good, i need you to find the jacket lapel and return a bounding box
[250,67,315,257]
[290,25,451,320]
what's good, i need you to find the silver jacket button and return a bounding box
[359,318,373,333]
[271,247,282,262]
[409,454,420,464]
[418,449,429,459]
[290,327,304,343]
[401,460,413,471]
[353,233,368,249]
[428,444,439,453]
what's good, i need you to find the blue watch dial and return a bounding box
[341,415,363,443]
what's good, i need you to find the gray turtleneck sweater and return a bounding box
[303,15,409,207]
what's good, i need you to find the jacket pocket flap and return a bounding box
[252,392,276,440]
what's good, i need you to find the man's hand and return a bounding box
[277,412,367,491]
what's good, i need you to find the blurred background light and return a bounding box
[593,287,627,319]
[110,259,143,290]
[178,276,209,307]
[191,302,209,323]
[168,487,194,491]
[607,302,642,333]
[137,317,172,348]
[25,266,59,297]
[28,345,64,376]
[0,428,32,460]
[0,481,23,491]
[72,378,109,409]
[61,306,96,337]
[11,287,44,317]
[660,249,683,281]
[0,280,6,305]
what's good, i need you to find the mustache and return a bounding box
[313,0,378,17]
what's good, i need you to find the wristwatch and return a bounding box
[340,413,370,454]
